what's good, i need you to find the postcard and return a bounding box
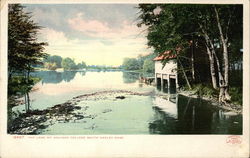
[0,0,249,157]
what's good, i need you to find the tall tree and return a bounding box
[137,4,242,103]
[8,4,47,79]
[197,5,242,102]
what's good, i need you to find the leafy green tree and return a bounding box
[137,4,242,102]
[8,4,47,79]
[44,62,57,70]
[143,58,155,73]
[43,55,62,68]
[61,57,77,70]
[77,61,87,69]
[122,58,140,70]
[8,4,47,115]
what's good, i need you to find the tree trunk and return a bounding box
[177,58,192,89]
[26,93,30,112]
[212,50,224,86]
[214,7,231,101]
[202,31,218,89]
[206,46,218,89]
[191,38,195,81]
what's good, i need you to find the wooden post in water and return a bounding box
[167,74,170,90]
[176,73,179,90]
[155,73,158,86]
[161,74,164,90]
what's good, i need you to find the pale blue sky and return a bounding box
[24,4,150,66]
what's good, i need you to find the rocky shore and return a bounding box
[8,90,152,134]
[9,89,242,134]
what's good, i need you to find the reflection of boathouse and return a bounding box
[153,51,179,91]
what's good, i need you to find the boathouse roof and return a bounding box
[153,51,177,61]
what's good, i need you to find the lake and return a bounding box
[13,71,242,135]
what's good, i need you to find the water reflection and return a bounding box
[31,71,84,84]
[33,71,141,84]
[156,79,176,94]
[150,94,242,134]
[122,72,140,83]
[20,71,242,134]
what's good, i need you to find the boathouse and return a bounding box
[153,51,179,91]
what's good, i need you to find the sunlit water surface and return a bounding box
[13,71,242,134]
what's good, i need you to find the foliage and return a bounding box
[8,76,41,96]
[137,4,243,102]
[43,55,62,68]
[186,84,242,105]
[191,84,218,98]
[122,54,156,71]
[8,4,47,78]
[44,62,57,70]
[77,61,87,69]
[229,87,242,105]
[42,55,87,70]
[143,58,155,73]
[61,57,77,70]
[122,58,140,70]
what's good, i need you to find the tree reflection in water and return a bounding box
[149,94,242,134]
[31,71,82,84]
[122,72,140,83]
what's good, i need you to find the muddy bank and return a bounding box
[178,90,242,114]
[8,90,153,134]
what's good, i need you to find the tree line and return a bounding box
[43,55,86,71]
[43,55,123,71]
[137,4,243,104]
[122,53,156,73]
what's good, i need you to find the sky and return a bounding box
[24,4,151,66]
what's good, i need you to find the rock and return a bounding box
[74,114,84,120]
[74,106,81,110]
[116,96,125,99]
[102,109,112,113]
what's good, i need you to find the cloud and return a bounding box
[40,28,68,45]
[39,28,150,66]
[68,13,111,33]
[68,12,144,39]
[28,7,62,27]
[25,4,152,66]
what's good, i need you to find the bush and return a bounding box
[192,84,218,98]
[143,58,155,73]
[44,62,57,70]
[229,87,242,105]
[62,57,77,70]
[8,76,41,96]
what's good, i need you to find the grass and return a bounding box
[192,84,219,98]
[182,83,218,98]
[182,83,242,106]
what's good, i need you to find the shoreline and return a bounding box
[178,90,242,114]
[8,89,242,134]
[8,90,151,134]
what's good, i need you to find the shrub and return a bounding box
[229,87,242,105]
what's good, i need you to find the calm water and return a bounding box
[14,71,242,134]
